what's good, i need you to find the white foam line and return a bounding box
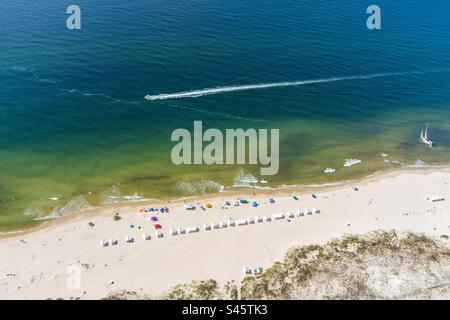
[144,72,409,101]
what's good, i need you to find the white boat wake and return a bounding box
[144,71,414,101]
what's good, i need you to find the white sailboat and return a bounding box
[420,123,433,147]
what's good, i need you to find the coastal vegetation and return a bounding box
[105,231,450,300]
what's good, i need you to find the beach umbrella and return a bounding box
[269,198,275,203]
[151,216,158,222]
[312,193,317,199]
[154,223,162,230]
[206,203,212,208]
[292,195,299,201]
[239,199,248,204]
[251,201,258,207]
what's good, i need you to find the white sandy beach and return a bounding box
[1,167,450,299]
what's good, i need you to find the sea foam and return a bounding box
[176,180,225,195]
[343,159,362,167]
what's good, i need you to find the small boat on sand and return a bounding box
[420,123,433,148]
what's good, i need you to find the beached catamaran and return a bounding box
[420,123,433,147]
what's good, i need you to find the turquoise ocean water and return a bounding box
[1,0,450,229]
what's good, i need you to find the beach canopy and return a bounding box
[269,198,275,203]
[242,267,252,274]
[292,195,299,201]
[184,204,195,210]
[312,193,317,199]
[239,199,248,204]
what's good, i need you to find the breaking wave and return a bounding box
[233,169,259,187]
[176,180,225,196]
[34,195,92,220]
[384,159,429,168]
[101,185,144,204]
[343,159,362,167]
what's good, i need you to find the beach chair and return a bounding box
[100,240,108,247]
[187,226,199,233]
[272,213,284,220]
[236,219,248,226]
[142,233,151,240]
[125,236,134,243]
